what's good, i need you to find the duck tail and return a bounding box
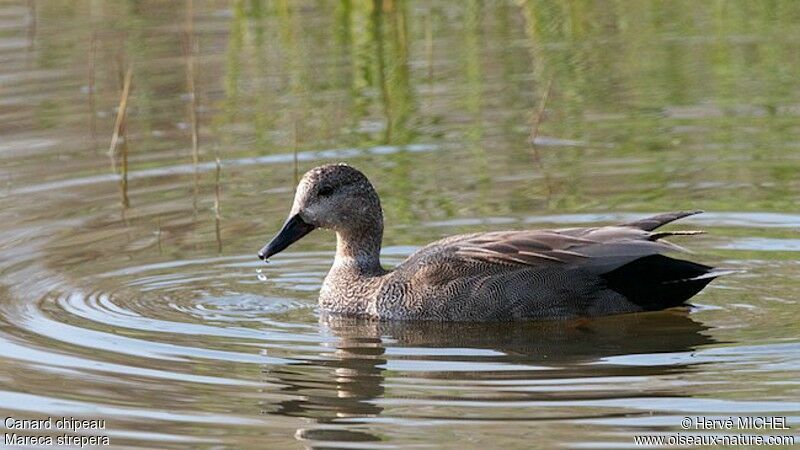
[601,254,720,310]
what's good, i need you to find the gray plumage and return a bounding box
[258,163,724,322]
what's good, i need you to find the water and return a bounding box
[1,1,799,448]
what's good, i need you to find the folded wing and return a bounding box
[397,211,715,319]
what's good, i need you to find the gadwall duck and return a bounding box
[258,163,725,321]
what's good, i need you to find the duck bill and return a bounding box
[258,214,316,261]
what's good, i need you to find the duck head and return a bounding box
[258,163,384,261]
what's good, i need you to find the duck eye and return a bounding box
[318,186,334,197]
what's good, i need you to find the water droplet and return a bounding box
[256,268,267,282]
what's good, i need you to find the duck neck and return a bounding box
[332,223,385,277]
[320,220,386,317]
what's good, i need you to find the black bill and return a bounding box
[258,214,316,261]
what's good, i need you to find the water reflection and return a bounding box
[266,311,715,445]
[331,311,714,364]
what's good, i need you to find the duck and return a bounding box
[258,163,726,321]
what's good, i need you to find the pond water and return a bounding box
[1,1,799,448]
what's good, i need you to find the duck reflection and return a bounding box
[266,331,386,420]
[263,310,715,447]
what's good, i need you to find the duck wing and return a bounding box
[404,210,706,276]
[445,224,695,276]
[391,212,715,320]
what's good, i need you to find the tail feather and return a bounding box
[649,230,705,241]
[667,268,744,283]
[623,210,703,231]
